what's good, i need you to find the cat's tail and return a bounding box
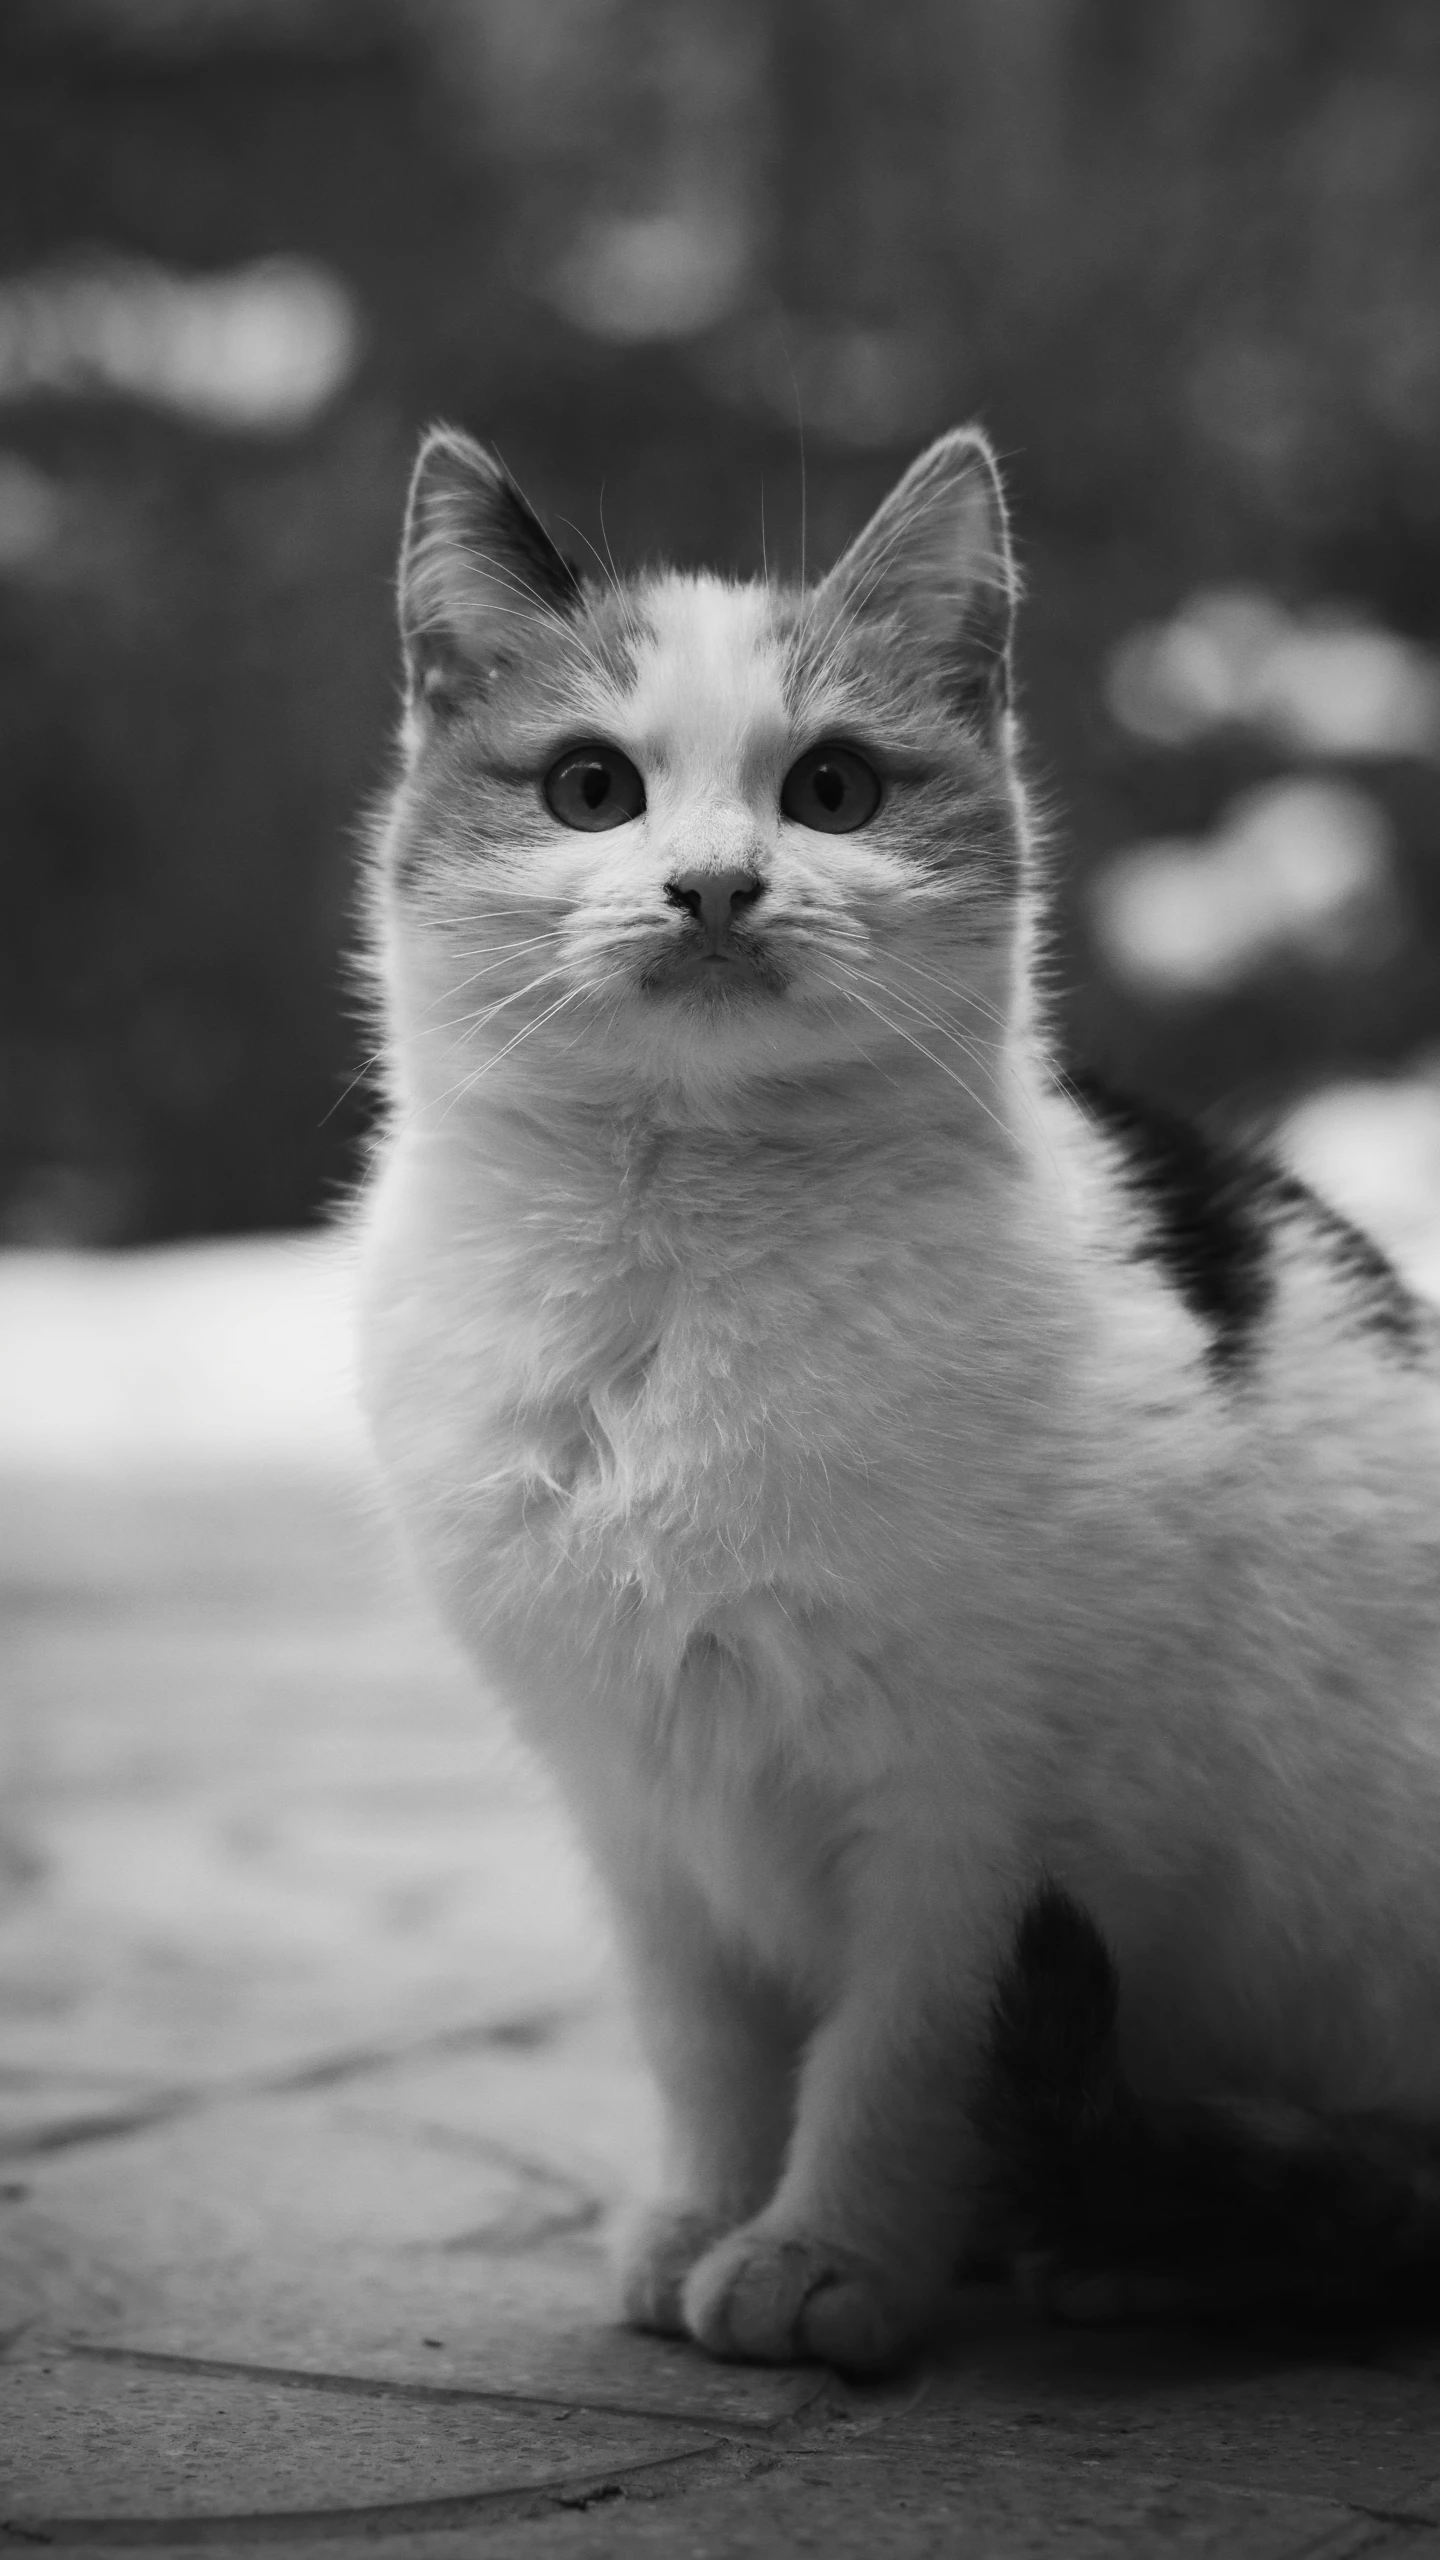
[976,1884,1440,2322]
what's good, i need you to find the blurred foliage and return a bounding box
[1,0,1439,1241]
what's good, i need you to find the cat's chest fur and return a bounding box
[360,1100,1104,1771]
[363,1117,990,1996]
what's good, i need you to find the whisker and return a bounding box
[598,487,648,658]
[437,986,584,1119]
[410,967,574,1058]
[884,948,1016,1033]
[825,962,1015,1090]
[437,910,567,928]
[321,1047,388,1124]
[827,958,1065,1179]
[462,966,572,1030]
[432,937,558,1002]
[825,955,973,1041]
[815,971,1017,1150]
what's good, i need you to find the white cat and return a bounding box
[357,422,1440,2373]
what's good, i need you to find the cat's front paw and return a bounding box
[682,2220,932,2375]
[616,2201,735,2337]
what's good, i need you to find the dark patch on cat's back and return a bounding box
[1270,1172,1427,1358]
[1069,1074,1427,1377]
[1070,1074,1274,1374]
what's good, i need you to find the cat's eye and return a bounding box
[543,743,646,832]
[780,742,882,834]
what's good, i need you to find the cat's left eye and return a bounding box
[780,742,882,834]
[543,743,646,832]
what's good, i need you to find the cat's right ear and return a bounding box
[813,426,1017,721]
[397,427,583,716]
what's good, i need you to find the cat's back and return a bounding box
[1065,1073,1440,1440]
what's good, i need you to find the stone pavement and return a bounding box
[3,1230,1440,2554]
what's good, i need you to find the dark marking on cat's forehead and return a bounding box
[583,568,969,741]
[476,576,651,708]
[387,576,661,890]
[422,579,652,742]
[1072,1076,1428,1379]
[780,590,1005,756]
[576,579,654,692]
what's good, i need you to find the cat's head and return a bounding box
[375,425,1033,1119]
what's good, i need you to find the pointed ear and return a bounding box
[397,426,583,711]
[813,427,1016,718]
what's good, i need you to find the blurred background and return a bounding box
[3,2,1440,2423]
[3,0,1440,1248]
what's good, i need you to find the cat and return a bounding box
[356,419,1440,2375]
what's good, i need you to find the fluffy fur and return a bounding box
[357,422,1440,2374]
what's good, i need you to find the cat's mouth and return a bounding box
[641,942,786,999]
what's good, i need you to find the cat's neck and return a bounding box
[396,1036,1069,1315]
[423,1043,1034,1195]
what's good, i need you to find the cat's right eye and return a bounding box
[780,742,882,834]
[543,743,646,832]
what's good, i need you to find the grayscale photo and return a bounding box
[4,2,1440,2548]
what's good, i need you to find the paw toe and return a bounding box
[683,2224,925,2373]
[798,2271,912,2375]
[618,2203,731,2337]
[685,2231,814,2362]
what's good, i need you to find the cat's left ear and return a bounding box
[814,427,1016,720]
[398,426,583,713]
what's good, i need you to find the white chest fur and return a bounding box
[357,1097,1092,1713]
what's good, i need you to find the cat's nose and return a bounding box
[664,867,764,940]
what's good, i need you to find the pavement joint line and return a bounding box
[0,2006,589,2165]
[438,2198,606,2252]
[254,2007,582,2096]
[0,2071,170,2095]
[731,2429,1440,2535]
[1347,2504,1440,2533]
[0,2438,742,2547]
[0,2099,192,2165]
[14,2438,1434,2555]
[58,2341,830,2440]
[337,2106,606,2220]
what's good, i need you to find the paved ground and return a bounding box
[4,1084,1440,2555]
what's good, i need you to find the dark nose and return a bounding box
[664,867,764,940]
